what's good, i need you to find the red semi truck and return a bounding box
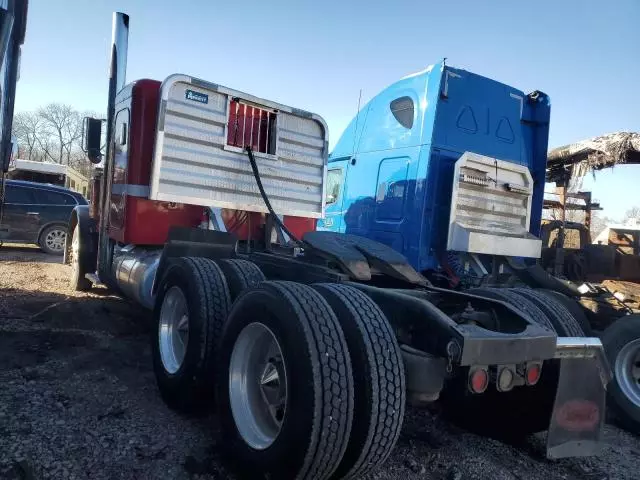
[66,12,611,480]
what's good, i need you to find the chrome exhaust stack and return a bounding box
[105,11,129,160]
[97,12,129,279]
[111,12,129,93]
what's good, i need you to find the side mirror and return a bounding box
[82,117,103,164]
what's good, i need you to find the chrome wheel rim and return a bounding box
[70,228,79,269]
[45,229,66,253]
[159,286,190,374]
[614,338,640,408]
[229,322,287,450]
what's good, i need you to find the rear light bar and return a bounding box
[468,362,543,394]
[227,98,277,155]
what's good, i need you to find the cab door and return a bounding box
[340,92,421,254]
[317,159,348,233]
[108,107,130,241]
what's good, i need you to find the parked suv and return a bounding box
[0,180,88,255]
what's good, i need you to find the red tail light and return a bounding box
[526,362,542,386]
[468,367,489,394]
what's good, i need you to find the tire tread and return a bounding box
[268,281,353,480]
[152,257,230,413]
[217,259,265,300]
[470,287,554,331]
[313,283,404,480]
[513,287,585,336]
[183,257,231,379]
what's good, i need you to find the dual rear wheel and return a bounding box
[151,257,405,479]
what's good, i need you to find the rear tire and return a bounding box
[216,281,354,480]
[601,314,640,435]
[512,288,585,336]
[313,283,405,479]
[216,259,265,300]
[152,257,231,413]
[536,289,592,335]
[470,287,554,331]
[39,224,67,256]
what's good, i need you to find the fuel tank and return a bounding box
[111,245,160,309]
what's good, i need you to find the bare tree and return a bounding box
[38,103,83,165]
[12,111,44,160]
[624,206,640,222]
[11,104,102,192]
[34,132,59,163]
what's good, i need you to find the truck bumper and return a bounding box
[547,337,612,459]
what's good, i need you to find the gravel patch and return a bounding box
[1,245,639,479]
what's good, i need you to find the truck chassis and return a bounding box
[67,203,611,478]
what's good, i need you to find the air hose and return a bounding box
[244,145,302,245]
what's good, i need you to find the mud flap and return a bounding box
[546,357,606,459]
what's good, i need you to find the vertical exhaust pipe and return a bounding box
[104,12,128,173]
[111,12,129,92]
[97,12,129,279]
[105,12,129,160]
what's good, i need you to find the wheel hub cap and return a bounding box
[158,286,189,374]
[259,359,286,423]
[614,338,640,408]
[229,322,287,449]
[46,229,66,252]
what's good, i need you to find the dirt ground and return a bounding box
[1,246,640,480]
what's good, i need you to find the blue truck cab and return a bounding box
[319,61,551,274]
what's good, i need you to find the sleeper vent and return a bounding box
[227,98,278,155]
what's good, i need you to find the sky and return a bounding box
[14,0,640,219]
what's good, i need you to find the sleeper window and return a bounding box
[390,96,414,129]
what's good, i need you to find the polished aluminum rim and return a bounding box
[615,338,640,408]
[159,286,189,374]
[229,322,287,450]
[45,228,66,252]
[70,227,79,267]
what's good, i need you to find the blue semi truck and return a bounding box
[319,61,549,277]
